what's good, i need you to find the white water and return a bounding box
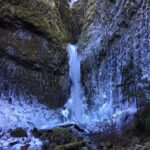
[62,44,84,123]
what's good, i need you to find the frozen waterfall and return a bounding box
[61,43,137,131]
[62,43,84,123]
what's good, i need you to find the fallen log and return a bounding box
[55,141,95,150]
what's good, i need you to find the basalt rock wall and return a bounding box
[0,0,74,108]
[79,0,150,111]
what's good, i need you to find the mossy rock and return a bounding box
[50,128,79,144]
[10,128,27,138]
[0,0,73,47]
[31,126,95,150]
[42,142,56,150]
[32,127,79,145]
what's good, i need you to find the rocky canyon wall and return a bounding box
[0,0,149,114]
[79,0,150,115]
[0,0,74,108]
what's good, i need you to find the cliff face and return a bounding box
[0,0,73,108]
[0,0,149,118]
[79,0,150,116]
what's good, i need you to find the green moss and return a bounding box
[50,0,56,8]
[51,127,78,144]
[31,127,95,149]
[0,0,69,47]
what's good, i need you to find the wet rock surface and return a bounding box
[0,0,74,108]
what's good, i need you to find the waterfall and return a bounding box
[61,44,137,131]
[62,43,84,123]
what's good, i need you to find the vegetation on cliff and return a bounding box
[0,0,73,47]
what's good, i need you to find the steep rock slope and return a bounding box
[71,0,87,42]
[79,0,150,119]
[0,0,73,108]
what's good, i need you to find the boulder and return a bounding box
[10,128,27,138]
[31,126,95,150]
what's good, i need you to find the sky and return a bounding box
[69,0,78,5]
